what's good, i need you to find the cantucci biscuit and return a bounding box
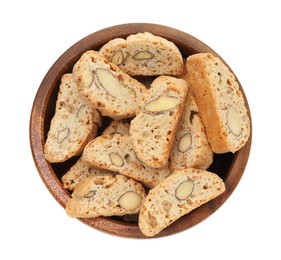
[186,53,250,153]
[66,175,146,218]
[61,158,115,191]
[169,92,213,171]
[44,73,101,163]
[61,120,130,191]
[99,32,183,76]
[73,50,147,119]
[130,76,188,168]
[138,168,225,237]
[82,134,171,188]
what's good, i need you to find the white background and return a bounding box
[1,0,280,259]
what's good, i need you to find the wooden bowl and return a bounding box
[30,23,252,238]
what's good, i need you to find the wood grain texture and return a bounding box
[29,23,252,238]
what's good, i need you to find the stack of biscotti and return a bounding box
[44,31,250,237]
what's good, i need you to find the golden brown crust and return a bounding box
[186,53,250,153]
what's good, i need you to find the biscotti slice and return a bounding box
[73,50,147,119]
[61,120,129,191]
[169,92,213,171]
[186,53,250,153]
[99,32,183,76]
[82,134,171,188]
[138,168,225,237]
[44,73,101,163]
[101,120,130,135]
[61,157,115,191]
[130,76,188,168]
[66,175,146,218]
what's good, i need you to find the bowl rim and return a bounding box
[29,23,252,238]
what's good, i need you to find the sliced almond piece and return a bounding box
[57,128,70,143]
[109,152,124,167]
[175,180,194,200]
[111,50,124,65]
[118,191,142,211]
[144,96,181,113]
[84,190,96,198]
[76,104,88,122]
[127,88,136,97]
[227,106,242,136]
[95,68,123,97]
[178,133,192,153]
[81,70,94,88]
[133,51,154,60]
